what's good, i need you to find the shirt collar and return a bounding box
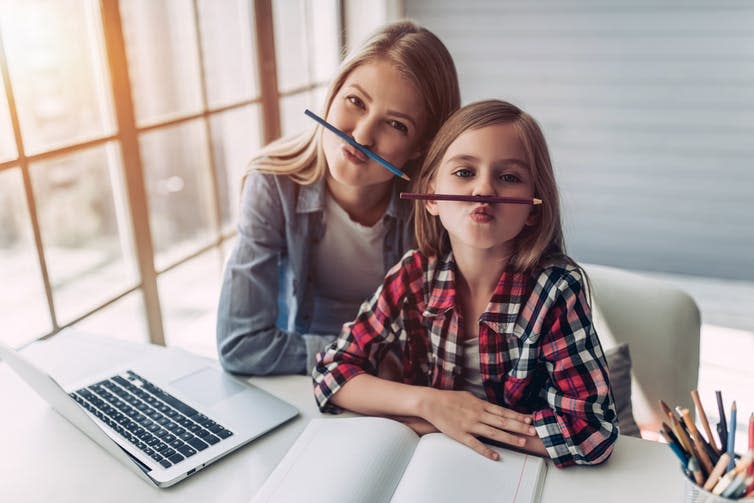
[480,266,529,335]
[423,252,530,334]
[296,177,404,220]
[384,179,408,220]
[423,252,458,317]
[296,178,326,214]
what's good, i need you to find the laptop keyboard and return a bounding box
[69,370,233,469]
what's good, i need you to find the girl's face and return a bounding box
[324,60,425,188]
[426,123,536,257]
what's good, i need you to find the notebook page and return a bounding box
[251,417,419,503]
[390,433,547,503]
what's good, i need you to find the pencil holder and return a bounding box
[681,471,736,503]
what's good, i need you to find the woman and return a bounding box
[217,21,461,375]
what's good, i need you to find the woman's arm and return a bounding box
[216,172,335,375]
[531,268,619,467]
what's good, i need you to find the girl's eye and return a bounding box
[500,173,521,183]
[452,168,474,178]
[387,119,408,134]
[346,95,365,109]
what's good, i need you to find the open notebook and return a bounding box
[251,417,547,503]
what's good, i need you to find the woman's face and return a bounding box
[323,60,425,188]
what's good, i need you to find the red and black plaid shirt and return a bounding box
[313,250,618,467]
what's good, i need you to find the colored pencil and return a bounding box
[304,109,411,181]
[662,421,681,448]
[749,413,754,478]
[400,193,543,205]
[688,456,705,486]
[660,400,676,423]
[671,413,697,459]
[728,401,737,471]
[660,429,689,466]
[704,453,732,491]
[717,390,729,450]
[680,407,715,475]
[692,389,721,454]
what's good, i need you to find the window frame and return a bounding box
[0,0,344,347]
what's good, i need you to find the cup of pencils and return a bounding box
[659,390,754,501]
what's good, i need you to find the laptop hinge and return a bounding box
[118,444,152,474]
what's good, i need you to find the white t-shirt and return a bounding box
[310,194,388,334]
[461,337,487,399]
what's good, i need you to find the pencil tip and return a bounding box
[401,174,411,181]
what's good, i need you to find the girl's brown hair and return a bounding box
[414,99,577,273]
[248,20,461,185]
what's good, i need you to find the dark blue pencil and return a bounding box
[660,429,689,466]
[304,109,411,181]
[716,390,728,450]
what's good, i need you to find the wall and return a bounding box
[405,1,754,279]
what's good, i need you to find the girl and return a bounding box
[313,100,618,468]
[216,21,461,375]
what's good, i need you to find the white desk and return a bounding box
[0,333,684,503]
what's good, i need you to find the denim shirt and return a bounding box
[216,170,415,375]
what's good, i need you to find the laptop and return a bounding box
[0,332,298,488]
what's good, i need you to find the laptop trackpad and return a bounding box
[169,367,246,407]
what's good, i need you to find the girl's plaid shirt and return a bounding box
[313,249,618,467]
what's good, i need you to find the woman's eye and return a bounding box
[387,119,408,134]
[452,168,474,178]
[346,95,365,109]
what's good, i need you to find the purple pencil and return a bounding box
[400,193,542,206]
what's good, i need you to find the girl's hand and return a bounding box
[419,388,536,460]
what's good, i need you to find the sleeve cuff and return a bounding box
[532,408,576,468]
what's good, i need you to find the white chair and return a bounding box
[584,264,701,433]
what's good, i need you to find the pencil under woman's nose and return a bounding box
[351,119,377,149]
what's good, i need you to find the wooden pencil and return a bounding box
[691,389,721,454]
[671,413,699,460]
[680,407,715,474]
[660,400,675,422]
[704,453,732,491]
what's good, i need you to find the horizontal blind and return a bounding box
[406,0,754,280]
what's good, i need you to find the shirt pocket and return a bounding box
[502,331,546,411]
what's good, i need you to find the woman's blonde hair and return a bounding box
[414,99,576,273]
[248,20,461,185]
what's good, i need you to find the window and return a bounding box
[273,0,340,135]
[0,0,342,351]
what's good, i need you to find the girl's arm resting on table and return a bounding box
[328,373,537,461]
[531,269,619,467]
